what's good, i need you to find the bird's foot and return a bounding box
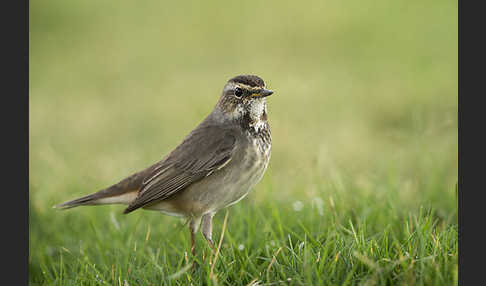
[207,238,215,249]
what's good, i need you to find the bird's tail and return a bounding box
[54,192,105,210]
[54,163,159,211]
[53,186,140,210]
[53,167,156,210]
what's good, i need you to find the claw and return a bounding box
[205,236,215,249]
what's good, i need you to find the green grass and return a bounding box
[29,0,457,284]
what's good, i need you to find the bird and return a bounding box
[55,74,274,257]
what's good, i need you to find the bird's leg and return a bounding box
[190,230,196,257]
[201,212,215,249]
[189,217,201,258]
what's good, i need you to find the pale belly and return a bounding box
[145,138,271,217]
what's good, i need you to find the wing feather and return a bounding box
[123,125,236,213]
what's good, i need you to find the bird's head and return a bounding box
[215,75,274,124]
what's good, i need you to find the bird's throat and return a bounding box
[240,110,268,134]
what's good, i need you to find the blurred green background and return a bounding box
[30,0,457,284]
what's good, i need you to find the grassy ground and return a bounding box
[29,0,457,285]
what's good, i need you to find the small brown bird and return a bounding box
[56,75,274,256]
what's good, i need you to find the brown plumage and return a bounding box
[56,74,274,257]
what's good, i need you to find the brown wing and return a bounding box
[123,125,236,214]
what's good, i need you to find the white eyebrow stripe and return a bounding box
[236,84,263,92]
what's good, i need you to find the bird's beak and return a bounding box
[252,89,274,98]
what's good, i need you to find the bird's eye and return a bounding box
[234,87,243,98]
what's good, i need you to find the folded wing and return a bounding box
[123,125,236,214]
